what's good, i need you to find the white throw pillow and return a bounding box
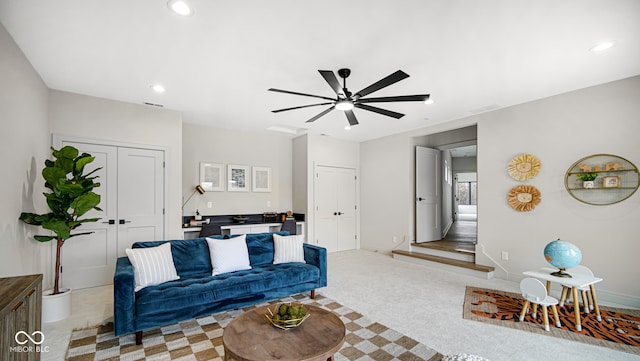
[125,242,180,292]
[273,234,306,264]
[206,234,252,276]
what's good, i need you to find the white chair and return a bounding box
[559,265,595,313]
[519,278,562,331]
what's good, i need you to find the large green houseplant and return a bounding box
[19,146,102,295]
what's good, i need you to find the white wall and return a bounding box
[48,90,184,239]
[182,123,293,216]
[361,76,640,307]
[0,22,52,285]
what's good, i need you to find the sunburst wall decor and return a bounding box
[507,185,541,212]
[508,153,541,181]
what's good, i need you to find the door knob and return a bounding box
[333,212,338,216]
[119,219,132,225]
[337,212,343,215]
[418,197,424,201]
[102,219,115,225]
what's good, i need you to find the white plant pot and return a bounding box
[42,289,72,323]
[583,181,594,189]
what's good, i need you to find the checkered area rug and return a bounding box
[66,293,442,361]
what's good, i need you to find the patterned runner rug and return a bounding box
[66,293,442,361]
[463,286,640,355]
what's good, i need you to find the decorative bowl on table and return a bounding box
[265,303,310,330]
[544,239,582,278]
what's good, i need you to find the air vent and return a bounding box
[143,102,164,107]
[469,104,500,114]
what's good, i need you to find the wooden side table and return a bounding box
[223,304,345,361]
[0,274,43,361]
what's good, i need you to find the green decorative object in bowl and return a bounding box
[544,239,582,278]
[265,302,310,330]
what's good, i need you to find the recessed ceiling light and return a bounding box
[150,84,165,93]
[167,0,193,16]
[590,41,615,52]
[344,126,351,130]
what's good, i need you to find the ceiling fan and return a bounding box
[268,68,430,126]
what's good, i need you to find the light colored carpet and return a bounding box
[321,250,640,361]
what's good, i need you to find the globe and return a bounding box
[544,239,582,278]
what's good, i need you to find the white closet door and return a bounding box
[116,147,165,256]
[336,168,357,251]
[416,146,441,243]
[60,142,118,289]
[314,166,357,253]
[59,141,165,289]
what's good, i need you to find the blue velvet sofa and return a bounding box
[113,232,327,343]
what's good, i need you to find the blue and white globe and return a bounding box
[544,239,582,277]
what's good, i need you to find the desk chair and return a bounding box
[559,265,595,313]
[519,277,562,331]
[199,223,222,237]
[280,219,297,235]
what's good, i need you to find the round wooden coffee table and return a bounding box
[223,304,345,361]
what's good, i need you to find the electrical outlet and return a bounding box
[207,202,212,209]
[501,251,509,261]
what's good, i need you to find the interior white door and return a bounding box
[116,147,165,256]
[336,168,357,251]
[60,142,118,289]
[416,146,441,243]
[314,166,357,253]
[58,141,165,289]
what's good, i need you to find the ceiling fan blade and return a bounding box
[355,104,405,119]
[358,94,430,103]
[318,70,344,96]
[345,110,359,126]
[268,88,335,101]
[354,70,409,99]
[272,102,334,113]
[306,106,335,123]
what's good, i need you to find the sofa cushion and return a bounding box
[133,238,212,277]
[273,234,306,264]
[208,231,290,266]
[125,243,180,291]
[206,235,252,275]
[134,262,320,317]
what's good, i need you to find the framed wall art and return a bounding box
[252,166,271,192]
[227,164,249,192]
[199,162,224,191]
[602,175,620,188]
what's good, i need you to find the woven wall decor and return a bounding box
[508,153,541,181]
[507,185,541,212]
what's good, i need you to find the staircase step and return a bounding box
[392,250,494,279]
[412,243,475,262]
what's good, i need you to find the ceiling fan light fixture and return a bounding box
[424,98,434,105]
[335,99,354,111]
[167,0,193,16]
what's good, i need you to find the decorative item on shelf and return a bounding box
[265,302,310,330]
[544,239,582,278]
[507,185,541,212]
[233,215,249,223]
[602,175,620,188]
[576,172,597,188]
[19,146,102,322]
[507,153,541,181]
[182,185,206,210]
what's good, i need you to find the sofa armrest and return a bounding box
[114,256,136,336]
[303,243,327,288]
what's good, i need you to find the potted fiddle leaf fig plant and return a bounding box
[576,172,598,189]
[19,146,101,322]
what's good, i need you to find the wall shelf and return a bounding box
[564,154,639,205]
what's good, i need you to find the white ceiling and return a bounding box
[1,0,639,142]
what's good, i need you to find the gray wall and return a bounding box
[0,22,52,285]
[182,123,293,216]
[361,76,640,307]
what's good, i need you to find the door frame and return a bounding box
[51,134,169,286]
[311,162,360,251]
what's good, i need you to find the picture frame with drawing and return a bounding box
[602,175,620,188]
